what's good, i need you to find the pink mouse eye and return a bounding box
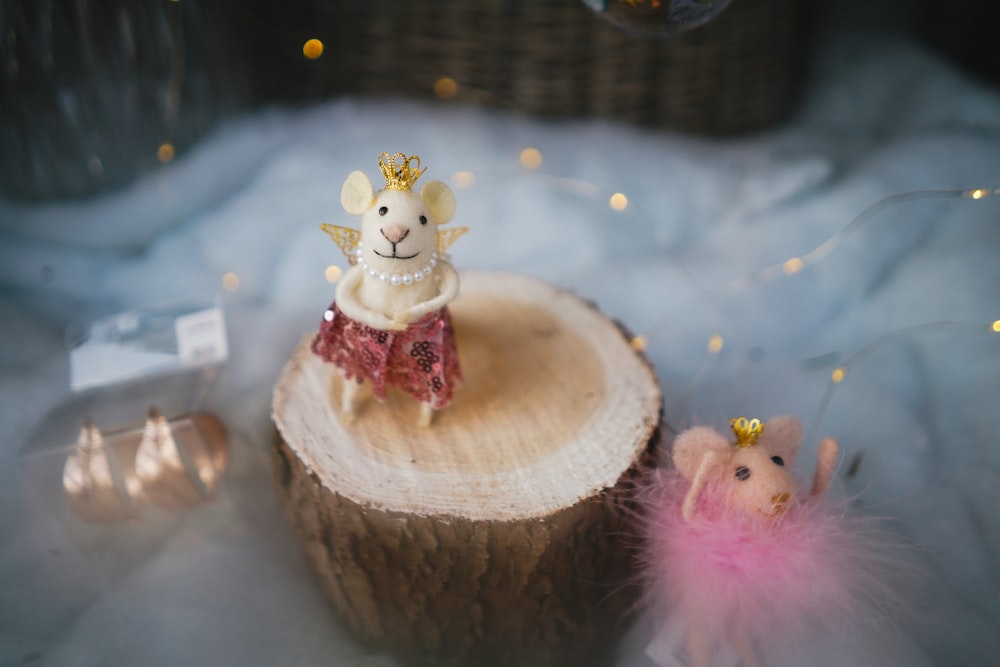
[378,206,388,216]
[771,455,785,466]
[735,466,751,481]
[419,215,428,225]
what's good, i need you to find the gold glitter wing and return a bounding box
[320,224,361,261]
[436,227,469,255]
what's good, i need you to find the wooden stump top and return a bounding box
[272,271,660,521]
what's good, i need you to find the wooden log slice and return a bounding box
[272,271,662,666]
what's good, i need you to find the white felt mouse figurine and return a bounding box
[312,152,468,427]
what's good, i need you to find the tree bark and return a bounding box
[272,272,662,666]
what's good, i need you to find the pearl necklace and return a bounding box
[355,244,438,287]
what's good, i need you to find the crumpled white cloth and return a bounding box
[1,30,998,667]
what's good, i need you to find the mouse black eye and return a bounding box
[771,456,784,466]
[419,215,428,225]
[735,466,751,481]
[378,206,388,216]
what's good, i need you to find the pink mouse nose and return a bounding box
[381,224,408,244]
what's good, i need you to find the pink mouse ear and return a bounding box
[671,426,730,480]
[758,416,803,463]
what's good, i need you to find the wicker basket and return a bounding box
[246,0,805,135]
[0,1,237,201]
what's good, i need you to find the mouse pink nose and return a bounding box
[381,224,408,243]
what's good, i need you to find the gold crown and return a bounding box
[378,151,426,192]
[730,417,764,448]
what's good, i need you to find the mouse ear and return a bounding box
[420,180,456,225]
[672,426,730,480]
[759,416,803,463]
[341,171,374,215]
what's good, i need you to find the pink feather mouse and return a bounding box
[641,416,898,667]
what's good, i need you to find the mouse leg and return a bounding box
[340,374,361,423]
[728,616,761,667]
[686,624,711,667]
[418,401,435,428]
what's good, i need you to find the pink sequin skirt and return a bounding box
[311,304,461,409]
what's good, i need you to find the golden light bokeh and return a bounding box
[610,193,628,211]
[519,147,542,170]
[969,188,989,200]
[157,142,175,163]
[325,265,342,283]
[434,77,458,99]
[992,320,1000,333]
[303,38,324,60]
[222,272,240,292]
[831,367,846,383]
[783,257,803,274]
[630,335,648,352]
[451,170,476,188]
[707,334,724,354]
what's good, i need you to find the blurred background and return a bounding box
[1,1,999,666]
[2,0,998,203]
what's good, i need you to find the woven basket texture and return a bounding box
[248,0,804,135]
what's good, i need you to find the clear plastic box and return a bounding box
[18,296,231,554]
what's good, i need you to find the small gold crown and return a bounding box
[730,417,764,448]
[378,151,426,192]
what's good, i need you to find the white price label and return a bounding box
[175,308,229,366]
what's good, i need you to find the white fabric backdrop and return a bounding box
[1,29,998,667]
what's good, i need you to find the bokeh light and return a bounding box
[434,77,458,99]
[303,38,324,60]
[222,272,240,292]
[157,143,175,163]
[519,147,542,170]
[451,171,476,188]
[783,257,803,274]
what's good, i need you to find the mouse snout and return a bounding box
[770,491,791,516]
[381,224,408,244]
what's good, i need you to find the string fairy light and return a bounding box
[157,142,175,163]
[468,159,997,442]
[637,185,997,439]
[726,187,999,292]
[222,272,240,292]
[610,192,628,211]
[434,77,459,99]
[519,147,543,170]
[499,164,998,470]
[782,257,803,275]
[451,171,476,188]
[303,38,324,60]
[805,320,995,444]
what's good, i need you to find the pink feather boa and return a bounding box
[640,469,903,662]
